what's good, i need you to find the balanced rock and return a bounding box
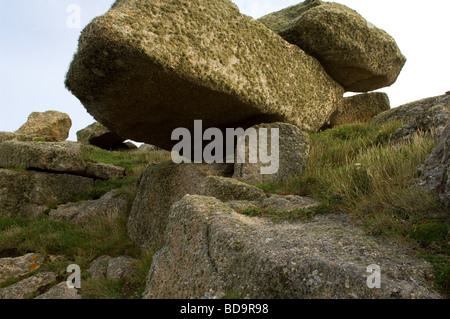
[326,93,391,128]
[16,111,72,142]
[233,123,310,185]
[144,195,440,299]
[259,1,406,92]
[77,122,125,150]
[418,124,450,205]
[66,0,344,151]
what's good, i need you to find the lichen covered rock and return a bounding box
[16,111,72,142]
[259,1,406,92]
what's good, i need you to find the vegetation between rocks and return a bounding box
[256,122,449,296]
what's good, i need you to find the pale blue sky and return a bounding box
[1,1,449,141]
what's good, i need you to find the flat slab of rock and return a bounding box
[0,169,94,218]
[35,282,82,299]
[86,162,126,180]
[233,123,310,185]
[0,141,87,175]
[204,176,267,202]
[327,93,391,128]
[144,195,440,299]
[259,1,406,92]
[49,190,127,226]
[128,163,233,250]
[0,272,57,299]
[66,0,343,150]
[0,253,44,285]
[16,111,72,142]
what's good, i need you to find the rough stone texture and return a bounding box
[0,141,88,175]
[259,194,321,212]
[144,195,441,299]
[139,144,162,152]
[259,1,406,92]
[128,163,233,250]
[0,272,57,299]
[372,93,450,139]
[88,255,112,279]
[204,176,266,202]
[106,256,137,280]
[0,132,33,144]
[77,122,125,150]
[86,162,126,180]
[326,93,391,128]
[66,0,344,151]
[49,190,127,226]
[233,123,310,185]
[0,169,95,218]
[418,124,450,205]
[0,254,44,285]
[34,282,82,300]
[16,111,72,142]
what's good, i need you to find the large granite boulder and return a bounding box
[127,163,233,250]
[144,195,440,299]
[418,124,450,205]
[16,111,72,142]
[77,122,125,150]
[233,123,310,185]
[65,0,344,151]
[259,1,406,92]
[326,93,391,128]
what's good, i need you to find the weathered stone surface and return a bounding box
[259,1,406,92]
[128,163,233,249]
[88,255,112,279]
[0,141,87,175]
[139,144,162,152]
[0,254,44,285]
[0,272,57,299]
[0,169,94,218]
[86,162,126,180]
[144,195,440,299]
[106,256,137,280]
[34,282,82,300]
[418,124,450,205]
[16,111,72,142]
[66,0,344,151]
[233,123,310,185]
[49,190,127,226]
[326,93,391,128]
[373,93,450,141]
[259,194,321,212]
[77,122,125,150]
[204,176,266,202]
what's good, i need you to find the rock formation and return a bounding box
[259,1,406,92]
[16,111,72,142]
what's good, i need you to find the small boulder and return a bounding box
[0,272,57,299]
[326,93,390,128]
[77,122,125,150]
[88,255,112,279]
[259,1,406,92]
[233,123,310,185]
[106,256,137,280]
[16,111,72,142]
[34,282,82,300]
[0,253,44,285]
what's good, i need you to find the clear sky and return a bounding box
[1,0,449,142]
